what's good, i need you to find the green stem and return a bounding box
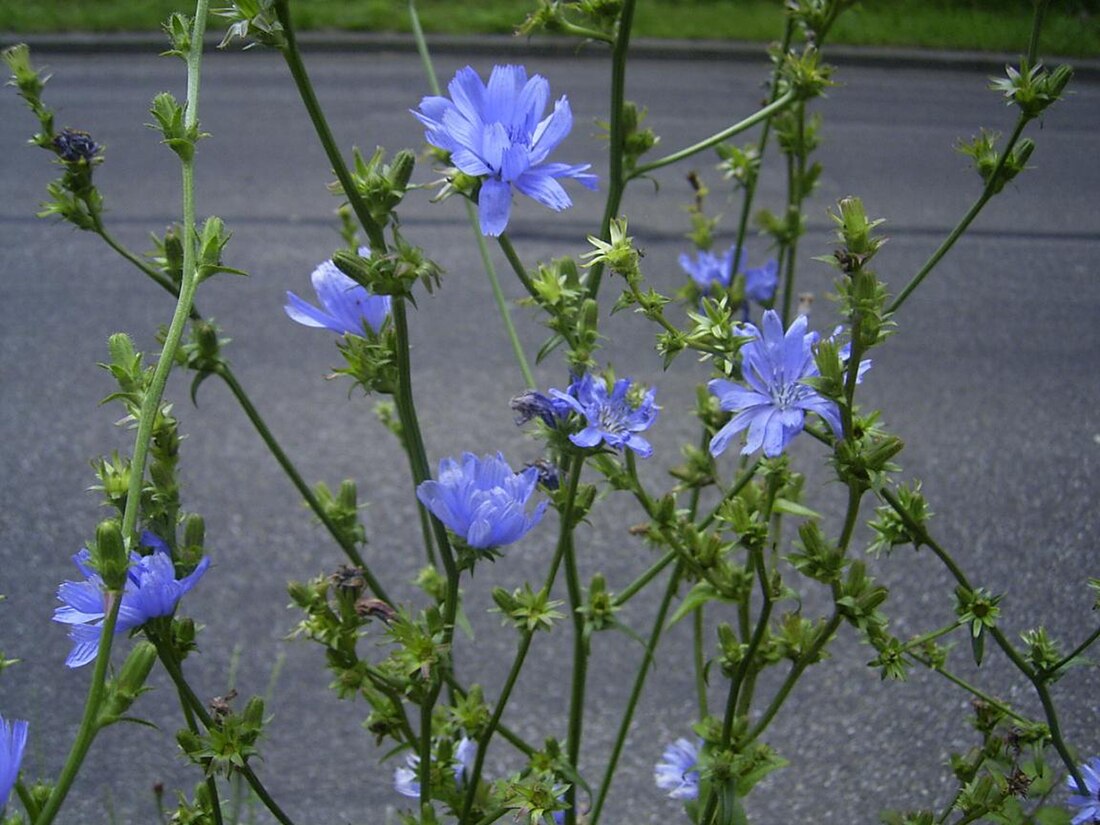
[440,673,535,756]
[153,633,223,825]
[545,455,585,590]
[496,233,543,304]
[630,91,797,180]
[908,653,1030,725]
[38,14,209,822]
[779,102,806,327]
[613,549,676,607]
[215,366,391,597]
[406,3,535,389]
[563,513,587,825]
[744,611,841,744]
[699,458,762,530]
[731,20,794,272]
[34,593,123,825]
[722,545,771,741]
[1027,0,1051,65]
[582,0,635,303]
[590,564,683,825]
[154,638,297,825]
[693,605,708,719]
[460,631,535,822]
[468,205,537,388]
[878,486,1085,789]
[1051,624,1100,676]
[887,117,1027,315]
[273,0,385,252]
[470,808,509,825]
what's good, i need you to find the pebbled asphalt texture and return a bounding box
[0,32,1098,825]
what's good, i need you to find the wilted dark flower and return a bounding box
[53,128,101,163]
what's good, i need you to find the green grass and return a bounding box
[1,0,1097,57]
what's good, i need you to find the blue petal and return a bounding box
[284,290,343,333]
[447,66,487,124]
[484,64,525,126]
[478,178,513,236]
[529,96,573,164]
[514,170,571,211]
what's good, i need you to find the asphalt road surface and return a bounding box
[1,36,1098,825]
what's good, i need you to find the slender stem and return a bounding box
[563,513,587,825]
[582,0,635,303]
[590,564,683,825]
[908,652,1030,725]
[744,611,841,744]
[1051,624,1100,676]
[887,117,1026,315]
[731,19,794,272]
[693,605,708,719]
[470,206,537,388]
[470,808,509,825]
[460,631,535,822]
[878,485,1085,788]
[93,219,183,301]
[779,102,805,327]
[406,3,535,389]
[215,366,392,595]
[1027,0,1051,65]
[418,687,434,813]
[34,593,123,825]
[630,92,797,180]
[496,233,542,303]
[613,549,676,607]
[273,0,386,252]
[440,672,535,756]
[154,638,298,825]
[699,458,761,530]
[544,455,585,590]
[722,546,771,741]
[153,633,223,825]
[38,15,209,822]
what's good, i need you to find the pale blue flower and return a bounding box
[417,453,547,550]
[709,310,843,458]
[1067,758,1100,825]
[285,247,391,336]
[53,532,211,668]
[394,737,477,799]
[551,373,659,458]
[655,737,701,800]
[679,247,741,295]
[0,714,27,810]
[743,258,779,305]
[413,65,598,236]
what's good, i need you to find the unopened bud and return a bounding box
[389,149,415,192]
[94,519,129,591]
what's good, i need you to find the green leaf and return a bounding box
[772,497,821,519]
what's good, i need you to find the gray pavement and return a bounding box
[1,37,1099,825]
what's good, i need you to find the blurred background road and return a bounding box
[1,38,1098,824]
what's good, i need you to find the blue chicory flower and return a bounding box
[53,532,211,668]
[743,258,779,305]
[655,737,701,800]
[416,453,547,550]
[412,65,598,237]
[679,247,741,295]
[708,310,843,458]
[284,247,391,336]
[0,714,27,811]
[551,373,659,458]
[1067,758,1100,825]
[394,737,477,799]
